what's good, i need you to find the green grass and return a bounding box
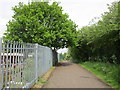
[80,61,120,89]
[31,66,55,88]
[38,80,47,84]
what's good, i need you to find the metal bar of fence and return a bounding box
[35,43,38,82]
[2,41,5,88]
[9,41,12,87]
[17,42,20,87]
[0,38,3,89]
[12,41,15,88]
[6,41,9,88]
[14,41,18,87]
[21,43,24,84]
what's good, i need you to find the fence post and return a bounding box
[35,43,38,82]
[0,38,3,89]
[0,38,2,64]
[0,38,2,63]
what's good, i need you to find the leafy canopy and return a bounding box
[68,1,120,63]
[4,1,77,50]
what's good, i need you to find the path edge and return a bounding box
[31,67,56,88]
[78,63,114,89]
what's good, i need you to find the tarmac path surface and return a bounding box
[43,61,112,88]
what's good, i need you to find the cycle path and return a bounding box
[43,61,112,88]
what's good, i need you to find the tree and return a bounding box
[68,1,120,64]
[4,1,77,65]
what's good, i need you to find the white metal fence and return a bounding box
[0,38,53,89]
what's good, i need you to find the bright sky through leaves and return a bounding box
[0,0,117,53]
[0,0,117,37]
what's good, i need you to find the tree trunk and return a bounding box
[52,49,58,66]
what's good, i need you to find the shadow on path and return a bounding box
[56,61,73,67]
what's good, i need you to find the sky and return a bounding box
[0,0,117,53]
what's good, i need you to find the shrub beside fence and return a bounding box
[0,38,53,89]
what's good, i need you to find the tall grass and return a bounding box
[80,61,120,89]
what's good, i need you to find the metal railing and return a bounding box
[0,38,53,89]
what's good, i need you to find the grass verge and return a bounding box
[31,67,55,88]
[80,61,120,89]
